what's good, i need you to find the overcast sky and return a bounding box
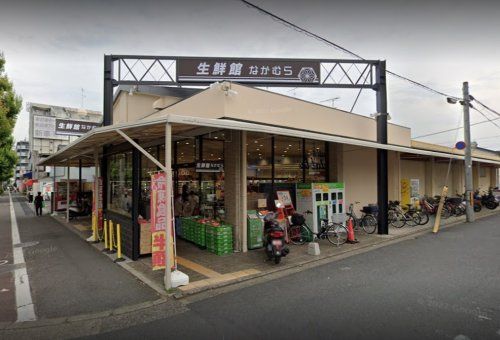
[1,0,499,149]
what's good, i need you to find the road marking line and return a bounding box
[9,192,36,322]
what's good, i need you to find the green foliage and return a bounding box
[0,52,22,181]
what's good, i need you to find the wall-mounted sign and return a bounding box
[55,119,101,136]
[410,179,420,198]
[33,115,67,140]
[177,58,320,84]
[195,162,224,173]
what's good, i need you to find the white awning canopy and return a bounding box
[39,114,500,167]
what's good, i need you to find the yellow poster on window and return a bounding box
[401,179,411,206]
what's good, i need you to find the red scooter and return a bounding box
[263,212,289,264]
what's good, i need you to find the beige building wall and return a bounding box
[424,158,435,196]
[388,151,400,201]
[113,92,172,124]
[153,87,225,120]
[433,162,457,196]
[152,83,412,147]
[342,145,377,209]
[477,165,492,193]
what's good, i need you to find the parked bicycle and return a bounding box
[288,212,348,246]
[346,202,378,234]
[421,196,452,219]
[388,201,422,228]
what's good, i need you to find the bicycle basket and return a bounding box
[291,213,305,226]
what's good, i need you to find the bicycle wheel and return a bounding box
[361,214,377,234]
[405,212,421,227]
[288,225,309,245]
[388,210,405,228]
[440,206,451,219]
[417,211,429,225]
[326,224,348,246]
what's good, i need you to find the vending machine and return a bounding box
[296,183,346,233]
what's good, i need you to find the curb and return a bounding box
[0,298,167,330]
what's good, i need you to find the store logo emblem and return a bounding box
[298,67,318,83]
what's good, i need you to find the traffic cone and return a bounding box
[346,218,359,244]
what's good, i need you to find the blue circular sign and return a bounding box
[455,141,466,150]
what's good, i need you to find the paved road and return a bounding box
[0,193,159,320]
[91,212,500,339]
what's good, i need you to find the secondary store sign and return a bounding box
[150,172,175,271]
[177,58,320,84]
[55,119,101,136]
[33,115,101,138]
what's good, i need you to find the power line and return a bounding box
[240,0,461,100]
[413,115,500,139]
[471,96,500,117]
[471,106,500,129]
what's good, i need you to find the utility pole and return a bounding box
[376,60,389,234]
[462,81,475,222]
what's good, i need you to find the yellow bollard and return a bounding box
[103,219,109,250]
[114,224,125,262]
[92,214,98,242]
[108,220,115,253]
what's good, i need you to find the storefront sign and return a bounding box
[177,58,320,84]
[276,190,293,206]
[55,119,101,136]
[150,172,174,271]
[195,162,224,173]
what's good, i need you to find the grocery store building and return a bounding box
[39,56,500,262]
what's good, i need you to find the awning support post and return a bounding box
[79,159,82,195]
[66,161,70,222]
[164,122,173,290]
[241,131,248,253]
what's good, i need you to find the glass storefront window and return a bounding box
[246,132,273,210]
[139,147,158,220]
[199,134,225,219]
[108,151,133,216]
[305,140,327,182]
[274,135,303,183]
[175,138,198,165]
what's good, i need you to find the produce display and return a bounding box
[179,217,233,256]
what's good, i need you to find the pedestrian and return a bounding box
[34,192,43,216]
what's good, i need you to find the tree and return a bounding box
[0,52,22,182]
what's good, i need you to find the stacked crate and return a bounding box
[193,222,206,247]
[179,217,197,243]
[206,224,233,256]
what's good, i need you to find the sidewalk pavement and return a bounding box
[51,203,500,298]
[6,194,160,320]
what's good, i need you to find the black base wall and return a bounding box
[106,211,134,259]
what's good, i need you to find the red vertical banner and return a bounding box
[93,176,104,231]
[150,172,174,271]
